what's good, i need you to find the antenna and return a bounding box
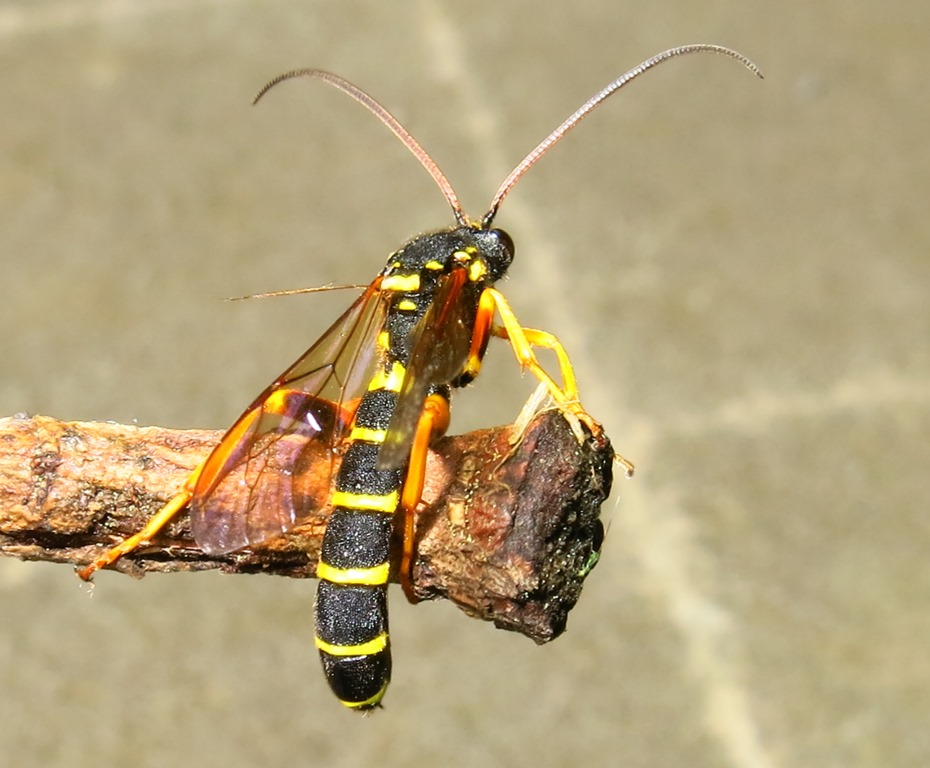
[253,46,761,232]
[253,69,468,227]
[481,44,762,228]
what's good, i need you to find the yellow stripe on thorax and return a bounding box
[381,273,421,292]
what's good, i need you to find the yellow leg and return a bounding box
[485,288,593,427]
[485,288,634,475]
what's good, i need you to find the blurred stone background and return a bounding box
[1,1,927,766]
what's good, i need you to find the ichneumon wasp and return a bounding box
[77,44,761,710]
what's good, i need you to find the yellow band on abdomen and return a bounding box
[317,560,391,585]
[315,632,388,657]
[330,489,398,513]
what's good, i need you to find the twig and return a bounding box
[0,411,613,643]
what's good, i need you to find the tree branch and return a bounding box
[0,411,613,643]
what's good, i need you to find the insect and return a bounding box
[77,44,760,710]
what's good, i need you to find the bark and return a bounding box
[0,411,613,643]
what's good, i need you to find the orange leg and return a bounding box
[76,464,203,582]
[457,287,496,382]
[398,392,450,603]
[75,385,344,582]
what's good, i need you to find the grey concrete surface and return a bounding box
[1,1,927,766]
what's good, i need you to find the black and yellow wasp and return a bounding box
[78,45,760,710]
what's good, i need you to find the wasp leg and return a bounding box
[76,464,203,582]
[399,392,450,604]
[484,288,592,420]
[470,289,589,441]
[485,288,634,474]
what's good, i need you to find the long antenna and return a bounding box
[481,44,762,228]
[253,69,468,227]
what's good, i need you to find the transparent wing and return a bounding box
[189,279,389,554]
[377,269,476,470]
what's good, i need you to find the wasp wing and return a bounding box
[377,269,475,470]
[189,279,389,554]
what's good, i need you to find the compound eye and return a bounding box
[491,228,515,259]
